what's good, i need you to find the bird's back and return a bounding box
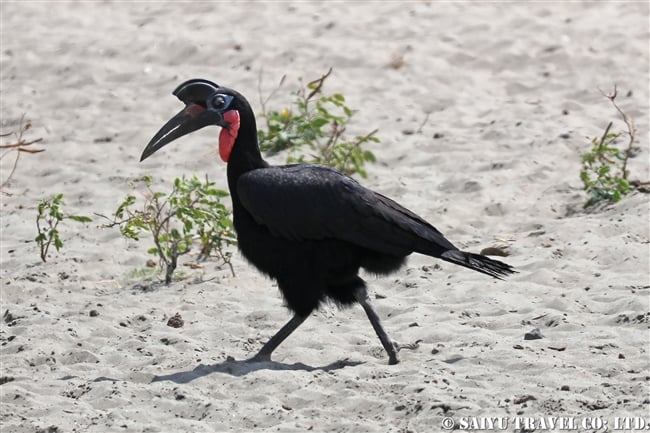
[235,164,458,257]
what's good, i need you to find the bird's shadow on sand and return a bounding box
[150,358,363,384]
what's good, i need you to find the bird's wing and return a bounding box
[236,165,457,257]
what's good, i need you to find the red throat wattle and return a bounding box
[219,110,240,162]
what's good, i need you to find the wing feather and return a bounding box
[237,165,457,257]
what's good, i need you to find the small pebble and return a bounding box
[514,395,537,405]
[480,246,510,257]
[167,313,184,328]
[524,328,544,340]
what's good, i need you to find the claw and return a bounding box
[396,339,423,352]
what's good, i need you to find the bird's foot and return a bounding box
[395,339,423,352]
[385,341,400,365]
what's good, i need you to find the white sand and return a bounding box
[1,2,648,432]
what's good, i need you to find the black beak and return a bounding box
[140,104,222,162]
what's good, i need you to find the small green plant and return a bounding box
[580,86,637,207]
[35,194,92,262]
[581,122,631,206]
[258,68,378,178]
[102,175,236,284]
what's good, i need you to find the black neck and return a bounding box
[226,110,268,200]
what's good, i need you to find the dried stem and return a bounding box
[595,121,617,165]
[1,116,45,193]
[600,85,636,180]
[306,67,333,101]
[258,69,286,123]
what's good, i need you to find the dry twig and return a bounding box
[1,115,44,193]
[601,85,636,180]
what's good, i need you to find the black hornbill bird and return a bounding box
[141,79,515,365]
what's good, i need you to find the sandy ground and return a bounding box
[1,1,649,432]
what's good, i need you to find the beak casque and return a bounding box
[141,79,229,161]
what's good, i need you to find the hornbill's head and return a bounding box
[141,79,247,163]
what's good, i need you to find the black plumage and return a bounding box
[141,79,515,364]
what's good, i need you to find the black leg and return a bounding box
[247,314,308,362]
[354,288,399,365]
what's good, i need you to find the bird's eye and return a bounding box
[212,95,227,109]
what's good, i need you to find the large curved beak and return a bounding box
[140,104,222,161]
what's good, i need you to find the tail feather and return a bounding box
[441,250,516,279]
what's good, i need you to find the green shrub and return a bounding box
[102,175,236,284]
[580,87,636,207]
[580,122,631,206]
[35,194,91,262]
[258,68,378,178]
